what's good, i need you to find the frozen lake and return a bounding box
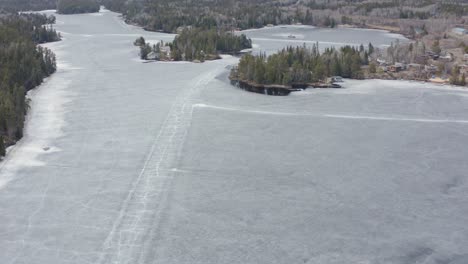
[241,24,409,55]
[1,9,468,264]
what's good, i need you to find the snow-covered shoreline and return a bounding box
[0,38,73,189]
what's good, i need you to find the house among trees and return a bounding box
[160,46,171,58]
[376,58,387,66]
[460,65,468,75]
[327,77,341,83]
[330,76,344,82]
[439,53,453,62]
[408,63,423,70]
[389,63,405,72]
[414,55,428,65]
[146,45,171,61]
[426,51,439,60]
[413,27,425,38]
[147,51,159,60]
[425,64,438,73]
[451,27,467,35]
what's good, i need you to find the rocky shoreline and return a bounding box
[229,77,341,96]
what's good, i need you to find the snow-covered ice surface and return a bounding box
[239,25,409,55]
[1,9,468,264]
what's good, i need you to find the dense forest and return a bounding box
[57,0,100,14]
[101,0,322,33]
[136,29,252,62]
[1,0,466,35]
[0,0,98,13]
[99,0,467,34]
[170,29,252,61]
[0,0,56,12]
[231,43,373,86]
[0,13,59,156]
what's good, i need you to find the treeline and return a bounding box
[231,43,373,86]
[1,0,466,31]
[99,0,466,34]
[450,66,467,86]
[0,13,58,157]
[135,29,252,62]
[170,29,252,61]
[437,3,468,17]
[0,0,56,12]
[344,0,466,18]
[101,0,321,33]
[399,10,430,19]
[0,0,100,14]
[57,0,100,14]
[9,13,61,43]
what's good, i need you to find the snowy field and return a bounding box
[0,9,468,264]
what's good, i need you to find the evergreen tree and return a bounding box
[139,44,152,60]
[134,37,145,46]
[232,43,369,86]
[431,39,441,55]
[450,66,460,85]
[368,43,375,55]
[0,136,5,157]
[369,62,377,73]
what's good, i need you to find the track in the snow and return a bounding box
[97,65,225,264]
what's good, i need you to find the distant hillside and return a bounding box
[57,0,99,14]
[0,0,56,11]
[99,0,467,33]
[100,0,298,33]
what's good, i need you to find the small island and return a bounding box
[57,0,100,14]
[135,28,252,62]
[230,44,370,95]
